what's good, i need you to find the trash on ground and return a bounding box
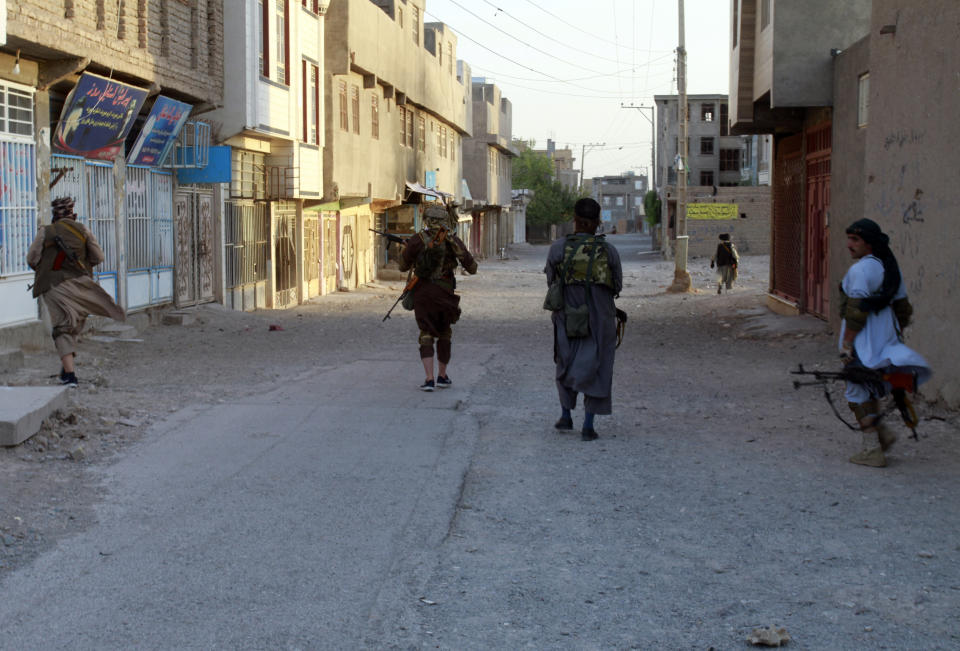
[748,625,791,646]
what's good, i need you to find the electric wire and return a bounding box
[520,0,661,52]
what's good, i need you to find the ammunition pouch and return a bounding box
[402,289,415,311]
[892,297,913,330]
[543,280,564,311]
[564,303,590,338]
[842,297,869,332]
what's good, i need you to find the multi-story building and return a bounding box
[591,172,647,234]
[1,0,224,342]
[322,0,470,282]
[534,139,577,191]
[206,0,329,310]
[729,0,870,319]
[655,94,760,189]
[462,78,517,256]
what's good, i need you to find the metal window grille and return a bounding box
[351,85,360,135]
[0,140,37,276]
[230,150,266,200]
[164,121,211,168]
[125,167,174,272]
[0,84,35,137]
[225,201,268,289]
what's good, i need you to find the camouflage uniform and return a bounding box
[399,205,477,364]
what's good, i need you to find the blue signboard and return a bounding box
[127,96,192,166]
[176,146,232,184]
[53,73,148,161]
[424,170,437,189]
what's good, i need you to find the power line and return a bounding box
[445,0,605,75]
[470,59,674,85]
[478,0,670,66]
[521,0,661,51]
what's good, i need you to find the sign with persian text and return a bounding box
[53,73,148,161]
[687,203,738,220]
[127,96,192,166]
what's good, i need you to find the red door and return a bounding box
[804,123,831,318]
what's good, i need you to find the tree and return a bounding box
[511,139,581,226]
[643,190,662,229]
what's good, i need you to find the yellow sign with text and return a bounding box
[687,203,738,220]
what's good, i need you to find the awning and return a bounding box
[461,179,473,202]
[405,181,452,201]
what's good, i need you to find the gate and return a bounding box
[174,186,216,306]
[771,135,804,305]
[125,167,174,309]
[274,202,298,308]
[804,123,831,318]
[304,211,320,298]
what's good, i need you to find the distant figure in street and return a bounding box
[710,232,739,294]
[839,218,930,467]
[544,198,623,441]
[399,203,477,392]
[27,197,125,388]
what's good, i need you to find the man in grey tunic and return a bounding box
[544,198,623,441]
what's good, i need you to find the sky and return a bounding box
[425,0,732,181]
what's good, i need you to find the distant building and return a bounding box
[655,93,769,191]
[591,172,648,233]
[462,79,517,257]
[534,139,578,191]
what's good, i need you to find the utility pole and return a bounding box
[579,142,605,193]
[668,0,692,292]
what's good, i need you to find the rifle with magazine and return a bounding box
[791,363,920,438]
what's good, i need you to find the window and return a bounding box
[700,171,715,186]
[700,137,715,155]
[399,106,407,145]
[258,0,268,76]
[488,148,495,173]
[447,43,453,74]
[603,196,611,206]
[398,6,403,28]
[436,123,442,155]
[351,85,360,134]
[720,149,741,171]
[412,5,420,45]
[858,73,869,127]
[616,196,624,206]
[301,0,318,12]
[0,83,37,277]
[761,0,770,30]
[275,0,289,85]
[371,93,379,139]
[407,109,414,147]
[303,61,319,144]
[701,103,714,122]
[441,126,448,158]
[338,80,348,131]
[417,115,425,152]
[449,131,455,161]
[720,103,729,136]
[438,41,443,67]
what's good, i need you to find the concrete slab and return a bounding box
[0,386,70,447]
[94,323,138,338]
[0,347,24,373]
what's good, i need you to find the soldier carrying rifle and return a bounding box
[836,218,931,467]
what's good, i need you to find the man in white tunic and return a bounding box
[839,219,931,467]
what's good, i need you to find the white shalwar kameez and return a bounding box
[839,255,931,403]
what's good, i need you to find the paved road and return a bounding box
[2,233,958,649]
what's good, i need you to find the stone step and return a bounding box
[94,322,139,338]
[0,386,70,447]
[161,311,197,326]
[0,347,24,374]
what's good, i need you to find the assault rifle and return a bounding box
[791,364,919,438]
[52,234,87,272]
[369,228,412,246]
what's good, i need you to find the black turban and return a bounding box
[846,218,900,312]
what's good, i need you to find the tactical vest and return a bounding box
[414,228,450,281]
[32,220,90,297]
[560,233,614,289]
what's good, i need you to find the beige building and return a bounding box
[534,139,578,191]
[323,0,470,283]
[1,0,224,343]
[462,79,517,256]
[829,1,960,407]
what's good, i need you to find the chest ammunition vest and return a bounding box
[32,220,90,297]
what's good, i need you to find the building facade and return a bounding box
[461,79,516,256]
[1,0,224,341]
[322,0,470,282]
[533,139,577,191]
[591,172,647,234]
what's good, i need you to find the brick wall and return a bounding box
[682,185,771,258]
[8,0,223,103]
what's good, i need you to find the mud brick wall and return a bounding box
[8,0,223,103]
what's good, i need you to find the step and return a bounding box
[0,347,24,374]
[0,386,70,447]
[94,323,139,338]
[162,311,197,326]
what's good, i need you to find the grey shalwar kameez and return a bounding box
[545,237,623,415]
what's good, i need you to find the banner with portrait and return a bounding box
[53,73,148,161]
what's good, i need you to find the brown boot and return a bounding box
[877,422,897,452]
[849,428,887,467]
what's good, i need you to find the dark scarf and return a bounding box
[846,218,901,312]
